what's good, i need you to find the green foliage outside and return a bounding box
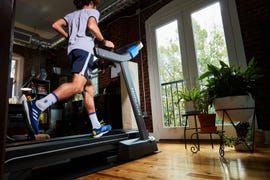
[159,20,228,127]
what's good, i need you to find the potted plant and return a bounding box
[222,122,253,151]
[178,87,201,114]
[196,89,217,133]
[178,86,217,132]
[199,58,263,149]
[198,58,263,122]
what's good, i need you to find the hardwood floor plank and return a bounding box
[75,142,270,180]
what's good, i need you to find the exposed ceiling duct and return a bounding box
[14,30,32,44]
[13,28,53,50]
[99,0,138,22]
[13,0,139,50]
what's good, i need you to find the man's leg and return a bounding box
[84,79,111,138]
[53,73,87,101]
[23,73,86,134]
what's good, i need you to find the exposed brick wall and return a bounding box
[235,0,270,130]
[100,0,270,131]
[99,0,172,132]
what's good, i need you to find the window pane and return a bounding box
[155,20,184,127]
[156,20,183,83]
[191,2,229,77]
[10,60,16,78]
[92,56,99,96]
[10,60,16,97]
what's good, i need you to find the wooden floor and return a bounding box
[75,142,270,180]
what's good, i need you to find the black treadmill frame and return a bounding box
[5,130,138,173]
[4,41,158,177]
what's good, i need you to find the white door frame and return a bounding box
[146,0,246,140]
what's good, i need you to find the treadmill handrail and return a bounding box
[94,41,143,62]
[94,41,150,140]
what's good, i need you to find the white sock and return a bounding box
[89,112,101,129]
[36,92,58,111]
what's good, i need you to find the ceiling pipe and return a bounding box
[13,0,139,50]
[50,0,139,49]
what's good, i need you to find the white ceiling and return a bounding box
[15,0,138,41]
[15,0,75,40]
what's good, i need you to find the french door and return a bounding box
[146,0,246,139]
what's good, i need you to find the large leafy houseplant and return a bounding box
[198,58,263,122]
[199,58,262,143]
[198,57,263,101]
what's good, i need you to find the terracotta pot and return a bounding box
[197,114,217,132]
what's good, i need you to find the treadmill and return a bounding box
[4,41,158,178]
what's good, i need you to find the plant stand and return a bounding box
[183,113,223,155]
[183,107,256,157]
[183,113,201,150]
[215,107,256,156]
[190,131,223,155]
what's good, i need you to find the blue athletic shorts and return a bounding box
[67,49,94,79]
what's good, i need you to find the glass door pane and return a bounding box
[155,20,184,127]
[10,60,16,97]
[191,2,230,122]
[191,2,229,77]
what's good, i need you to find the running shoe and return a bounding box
[22,95,41,134]
[92,124,112,138]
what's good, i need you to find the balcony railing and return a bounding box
[161,79,185,127]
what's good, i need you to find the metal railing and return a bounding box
[161,79,185,127]
[160,79,226,127]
